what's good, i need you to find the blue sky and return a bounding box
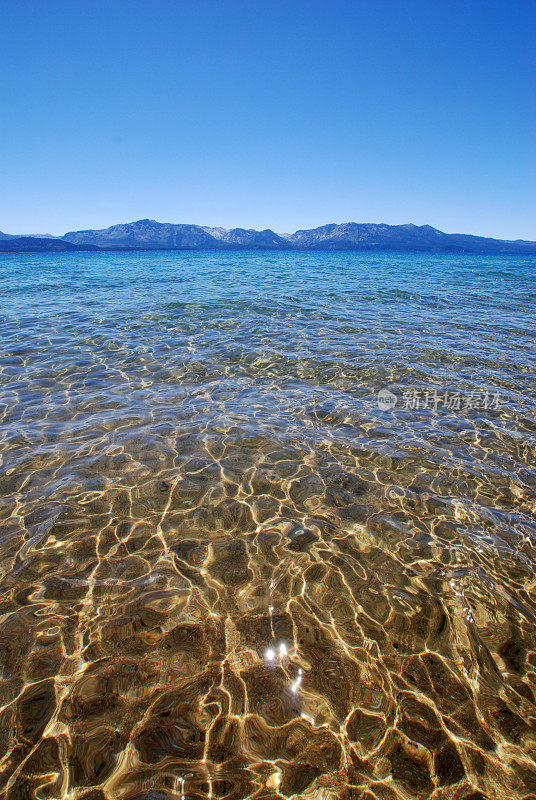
[1,0,534,238]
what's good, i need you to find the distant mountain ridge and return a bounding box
[0,237,99,252]
[0,231,58,240]
[62,219,292,249]
[1,219,535,253]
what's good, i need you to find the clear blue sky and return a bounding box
[1,0,534,238]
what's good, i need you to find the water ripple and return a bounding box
[0,250,535,799]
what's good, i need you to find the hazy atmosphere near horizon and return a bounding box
[1,3,536,800]
[1,0,535,238]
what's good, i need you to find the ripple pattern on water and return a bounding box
[0,250,535,799]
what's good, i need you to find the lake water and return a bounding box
[0,250,535,799]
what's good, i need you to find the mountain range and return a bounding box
[1,219,535,253]
[0,237,99,253]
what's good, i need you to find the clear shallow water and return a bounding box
[0,250,535,800]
